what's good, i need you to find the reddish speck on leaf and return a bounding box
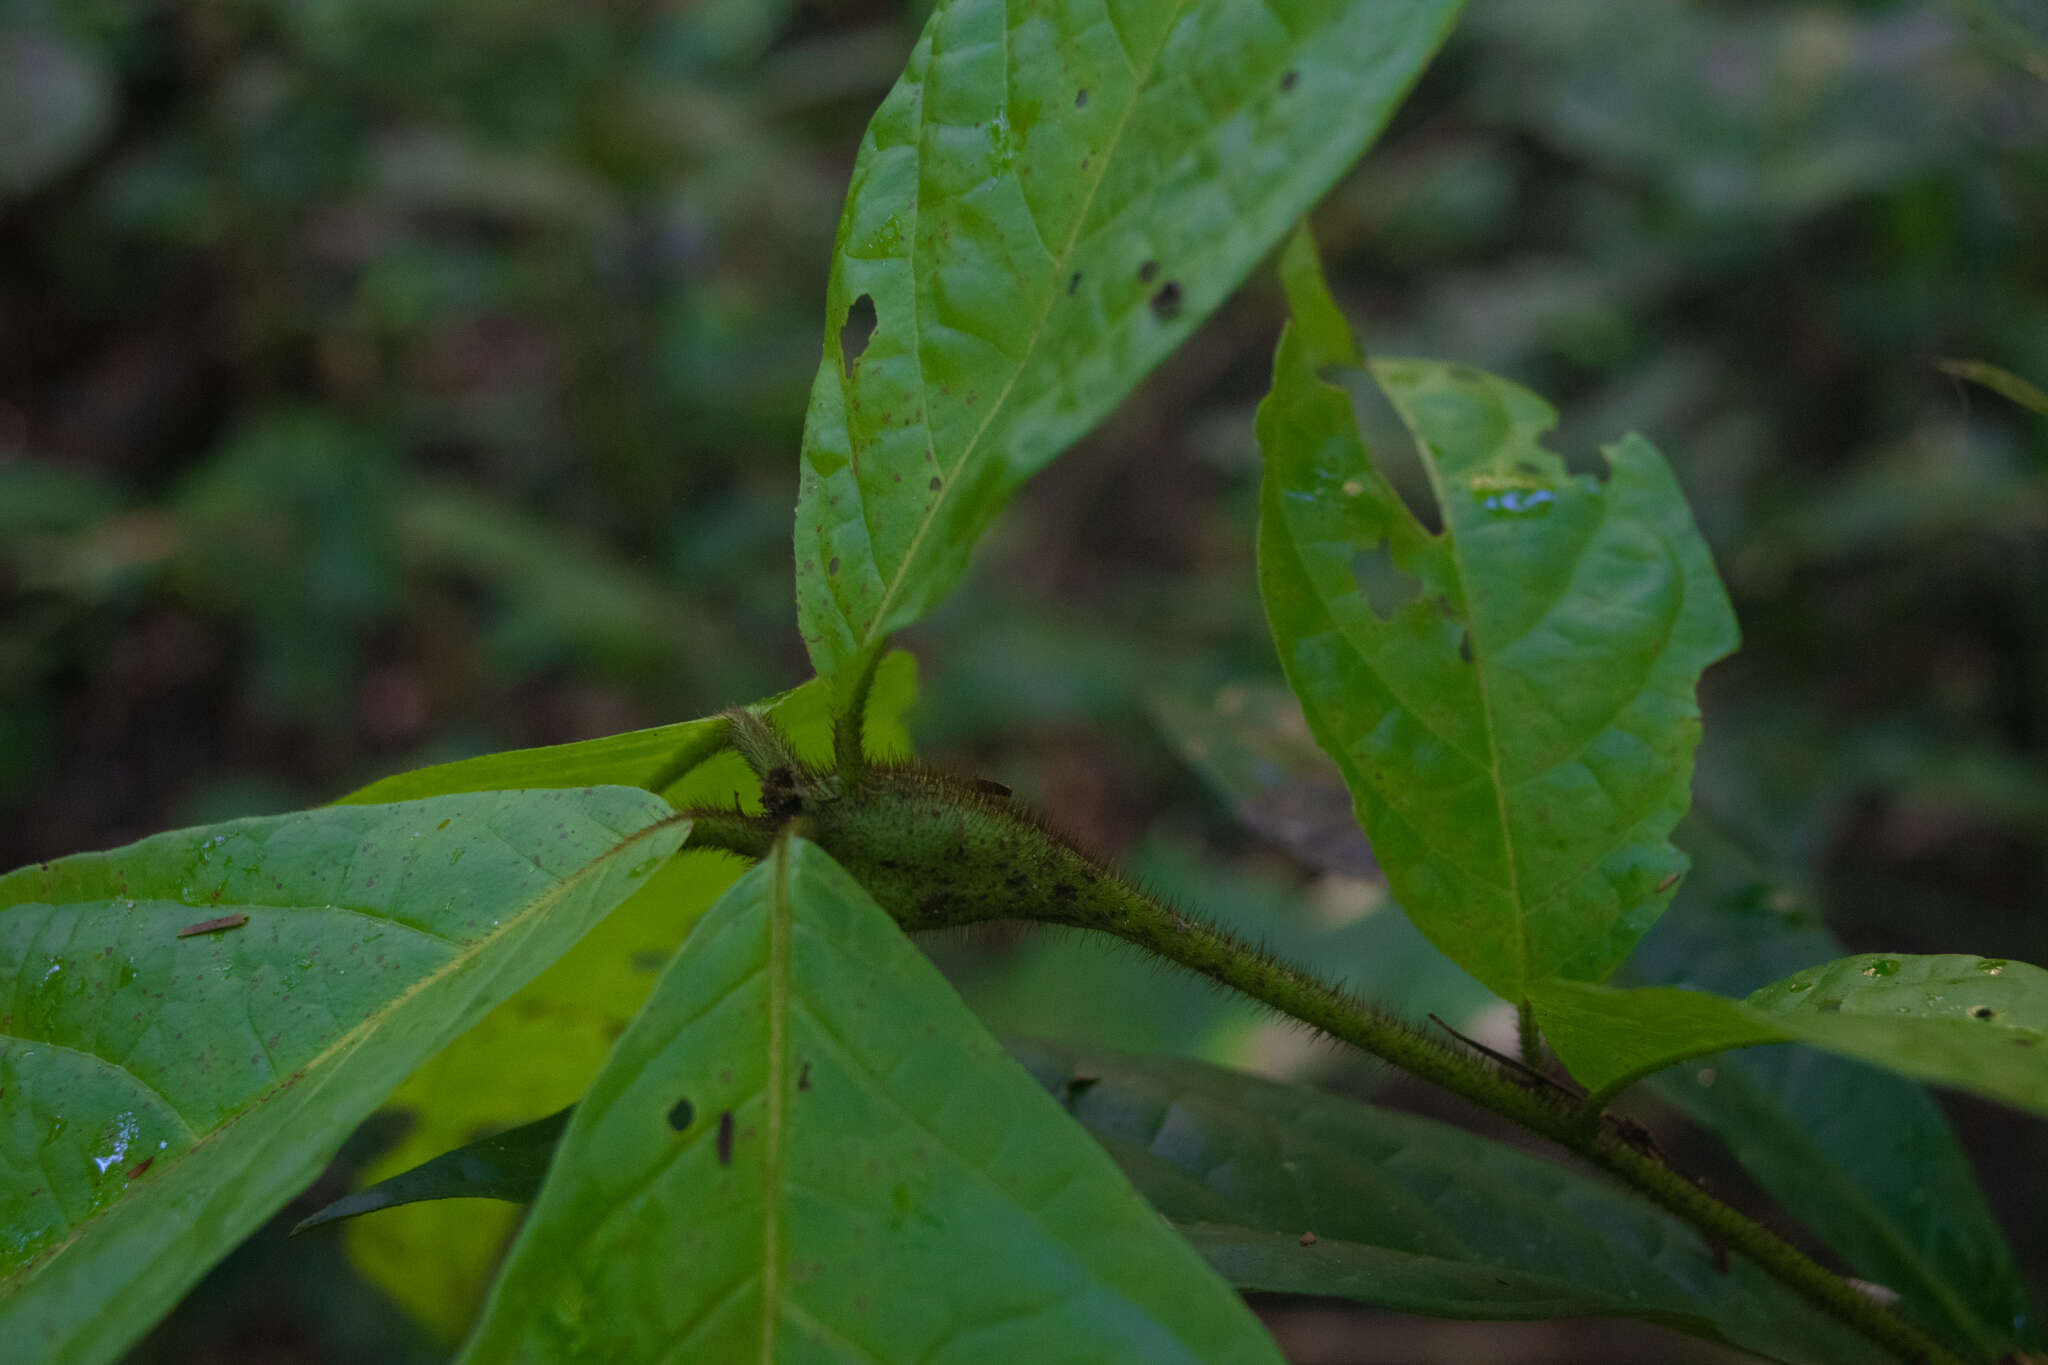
[1299,1231,1317,1246]
[126,1157,154,1180]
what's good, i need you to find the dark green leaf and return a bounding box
[455,838,1282,1364]
[1012,1042,1876,1365]
[293,1108,570,1234]
[795,0,1468,702]
[1255,229,1738,1001]
[0,789,690,1365]
[1623,832,2039,1355]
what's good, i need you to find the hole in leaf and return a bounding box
[839,293,878,372]
[667,1098,694,1131]
[1352,546,1421,621]
[1330,370,1442,533]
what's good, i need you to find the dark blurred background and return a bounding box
[4,0,2045,1360]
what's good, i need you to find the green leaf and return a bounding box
[456,838,1282,1365]
[1255,239,1738,1001]
[335,655,919,1340]
[1531,953,2048,1119]
[1623,833,2039,1356]
[0,789,690,1365]
[338,849,745,1343]
[1934,357,2048,417]
[294,1108,570,1234]
[337,650,917,805]
[1011,1042,1876,1365]
[795,0,1468,700]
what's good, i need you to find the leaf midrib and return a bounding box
[848,0,1190,668]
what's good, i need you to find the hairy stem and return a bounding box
[1050,876,1966,1365]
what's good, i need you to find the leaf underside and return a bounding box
[1255,231,1738,1001]
[0,788,689,1365]
[1012,1042,1878,1365]
[795,0,1467,701]
[456,838,1281,1365]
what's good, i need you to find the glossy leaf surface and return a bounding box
[1011,1042,1873,1365]
[795,0,1467,699]
[339,657,917,1339]
[1623,828,2038,1358]
[457,838,1280,1364]
[1533,954,2048,1116]
[0,789,689,1365]
[1256,231,1738,1000]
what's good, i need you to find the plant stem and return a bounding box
[1516,998,1543,1069]
[1054,881,1968,1365]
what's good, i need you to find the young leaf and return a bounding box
[335,656,919,1340]
[1012,1042,1876,1365]
[456,838,1283,1365]
[1531,954,2048,1118]
[1625,829,2039,1358]
[1255,231,1738,1001]
[338,650,917,805]
[795,0,1468,702]
[0,789,690,1365]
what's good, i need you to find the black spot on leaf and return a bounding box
[667,1098,694,1131]
[1138,260,1159,284]
[1067,271,1082,295]
[1150,281,1182,321]
[839,293,878,371]
[928,476,941,491]
[717,1110,735,1164]
[798,1061,813,1091]
[1280,69,1300,92]
[1074,88,1088,108]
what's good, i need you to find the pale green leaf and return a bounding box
[1255,245,1737,1001]
[1012,1042,1876,1365]
[335,655,919,1340]
[338,650,917,806]
[796,0,1467,701]
[338,848,745,1343]
[0,789,689,1365]
[456,838,1282,1365]
[1531,953,2048,1119]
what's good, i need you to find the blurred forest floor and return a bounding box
[3,0,2045,1360]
